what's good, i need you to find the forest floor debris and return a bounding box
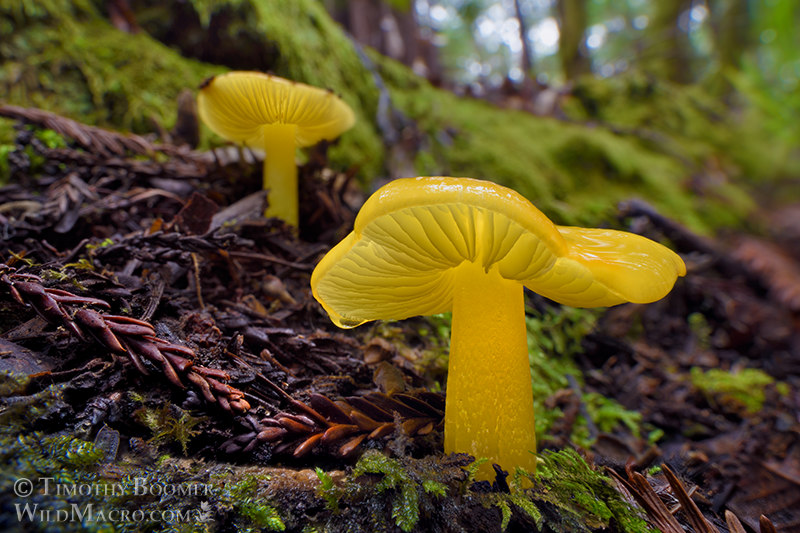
[1,107,798,532]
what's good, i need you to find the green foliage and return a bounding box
[582,392,642,436]
[352,451,420,532]
[507,491,543,529]
[315,467,341,512]
[690,366,776,414]
[725,0,800,181]
[421,479,448,497]
[526,306,644,446]
[0,8,223,142]
[0,0,97,28]
[219,476,286,532]
[134,404,204,454]
[0,426,116,533]
[532,448,652,532]
[34,127,67,148]
[463,456,489,485]
[468,450,647,532]
[0,369,30,396]
[527,306,600,360]
[483,471,544,532]
[328,451,454,533]
[563,71,788,225]
[0,143,12,183]
[687,312,713,350]
[46,434,105,468]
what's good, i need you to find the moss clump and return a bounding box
[215,475,286,532]
[532,448,652,532]
[0,4,223,141]
[482,469,544,532]
[315,448,649,532]
[527,307,644,446]
[348,450,449,532]
[690,366,777,415]
[567,71,800,188]
[134,404,205,455]
[315,451,462,532]
[383,76,697,228]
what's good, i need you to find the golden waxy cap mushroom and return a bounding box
[197,71,355,226]
[311,176,686,481]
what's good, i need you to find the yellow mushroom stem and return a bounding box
[261,124,299,226]
[445,260,537,482]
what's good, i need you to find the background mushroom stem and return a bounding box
[445,261,538,482]
[262,124,298,226]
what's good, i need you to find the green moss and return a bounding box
[687,312,713,350]
[690,367,776,414]
[319,451,458,533]
[134,404,204,455]
[351,451,422,532]
[1,9,223,140]
[0,143,11,183]
[568,71,800,186]
[482,470,544,532]
[219,475,286,532]
[330,449,650,533]
[531,448,652,532]
[373,55,768,231]
[527,307,637,445]
[0,0,97,28]
[0,371,29,396]
[315,467,341,512]
[583,392,642,435]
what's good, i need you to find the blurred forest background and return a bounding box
[2,0,799,232]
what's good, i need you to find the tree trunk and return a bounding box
[644,0,694,83]
[513,0,534,76]
[329,0,441,83]
[557,0,591,81]
[708,0,752,72]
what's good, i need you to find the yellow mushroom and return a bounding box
[197,71,355,226]
[311,176,686,481]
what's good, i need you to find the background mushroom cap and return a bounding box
[311,177,686,328]
[197,71,355,148]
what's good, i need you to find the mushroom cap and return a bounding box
[311,177,686,328]
[197,71,355,148]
